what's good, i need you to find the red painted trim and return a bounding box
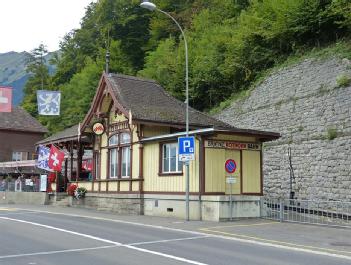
[240,149,243,195]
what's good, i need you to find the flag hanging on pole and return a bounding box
[48,145,65,172]
[36,145,53,172]
[0,86,12,112]
[37,90,61,115]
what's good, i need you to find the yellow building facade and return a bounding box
[72,72,280,221]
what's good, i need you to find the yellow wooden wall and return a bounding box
[143,139,199,193]
[205,149,241,194]
[242,150,261,193]
[143,126,170,137]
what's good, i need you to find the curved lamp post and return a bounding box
[140,1,190,221]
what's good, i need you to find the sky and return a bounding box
[0,0,96,53]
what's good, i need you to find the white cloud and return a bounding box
[0,0,96,53]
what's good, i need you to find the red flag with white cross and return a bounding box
[48,145,65,171]
[0,86,12,112]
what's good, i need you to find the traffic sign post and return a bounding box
[178,136,195,221]
[225,159,237,221]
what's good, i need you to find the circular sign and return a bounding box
[92,122,105,135]
[225,159,237,174]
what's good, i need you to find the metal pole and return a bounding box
[158,9,190,221]
[230,182,233,221]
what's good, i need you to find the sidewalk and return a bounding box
[2,204,351,257]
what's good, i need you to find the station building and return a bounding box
[45,73,280,221]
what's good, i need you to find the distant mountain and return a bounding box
[0,51,55,106]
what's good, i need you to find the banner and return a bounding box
[36,145,53,171]
[40,175,48,192]
[48,145,65,171]
[0,86,12,112]
[37,90,61,115]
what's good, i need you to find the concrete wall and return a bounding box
[68,193,143,215]
[0,191,48,204]
[217,57,351,201]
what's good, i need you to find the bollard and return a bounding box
[280,199,284,222]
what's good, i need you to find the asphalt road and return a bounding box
[0,207,351,265]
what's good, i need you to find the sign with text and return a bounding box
[205,140,261,150]
[40,175,47,192]
[178,136,195,161]
[226,176,237,184]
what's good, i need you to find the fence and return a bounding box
[0,179,40,192]
[261,197,351,228]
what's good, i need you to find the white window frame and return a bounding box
[108,132,131,179]
[162,143,182,174]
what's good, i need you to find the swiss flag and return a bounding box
[48,145,65,172]
[0,86,12,112]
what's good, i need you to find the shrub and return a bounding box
[336,74,351,88]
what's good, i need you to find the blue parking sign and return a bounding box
[178,136,195,161]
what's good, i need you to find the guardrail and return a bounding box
[261,197,351,228]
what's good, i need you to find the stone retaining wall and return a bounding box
[217,58,351,201]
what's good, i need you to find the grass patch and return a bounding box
[327,127,338,140]
[336,74,351,88]
[209,39,351,115]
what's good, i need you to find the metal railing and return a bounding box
[261,197,351,228]
[0,180,40,192]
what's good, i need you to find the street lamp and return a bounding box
[140,1,190,221]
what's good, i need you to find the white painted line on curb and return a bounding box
[14,208,351,262]
[0,216,209,265]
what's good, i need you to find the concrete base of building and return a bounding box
[144,194,261,221]
[0,191,48,205]
[68,193,144,215]
[0,192,261,221]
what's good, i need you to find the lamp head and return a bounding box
[140,1,157,11]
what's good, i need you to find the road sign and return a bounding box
[178,136,195,161]
[226,176,237,184]
[225,159,237,174]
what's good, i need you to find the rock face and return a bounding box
[217,58,351,201]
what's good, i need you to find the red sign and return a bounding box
[0,87,12,112]
[48,145,65,171]
[225,159,237,174]
[93,122,105,135]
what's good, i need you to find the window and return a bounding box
[162,143,182,174]
[94,152,100,179]
[108,132,131,178]
[12,151,28,161]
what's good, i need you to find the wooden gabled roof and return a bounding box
[0,106,48,133]
[82,72,235,131]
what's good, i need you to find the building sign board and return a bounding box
[205,140,261,150]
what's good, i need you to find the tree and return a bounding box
[22,44,52,117]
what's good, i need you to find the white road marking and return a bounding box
[0,216,121,245]
[16,208,351,261]
[0,216,209,265]
[128,235,210,246]
[0,246,116,260]
[125,245,208,265]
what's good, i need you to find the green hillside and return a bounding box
[20,0,351,134]
[0,52,55,105]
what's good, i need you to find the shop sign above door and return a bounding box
[205,140,261,150]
